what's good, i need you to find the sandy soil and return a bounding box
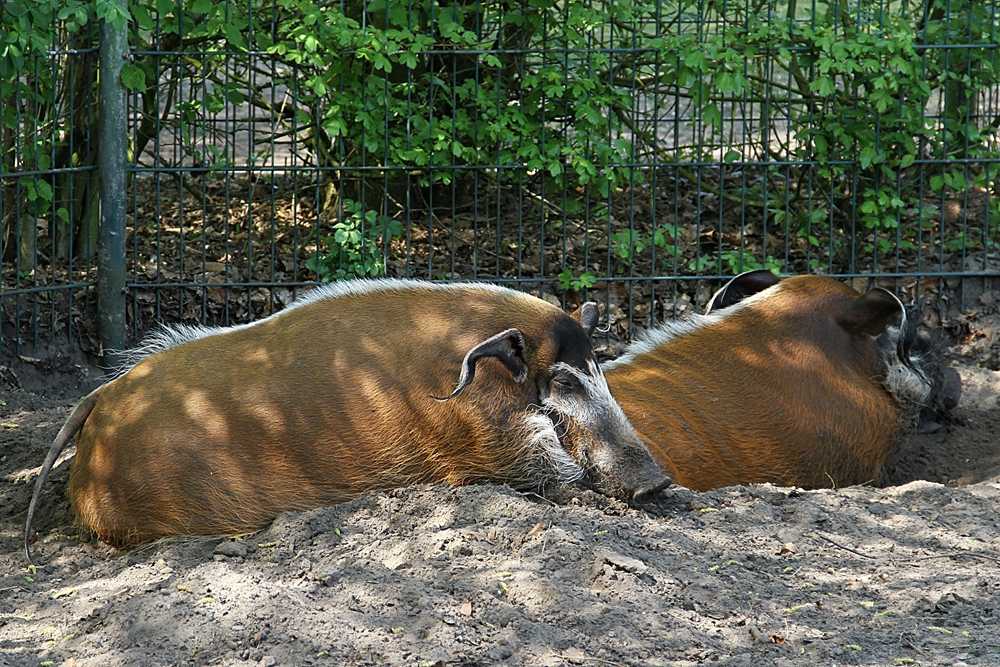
[2,337,999,666]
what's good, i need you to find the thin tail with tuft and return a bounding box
[23,386,103,564]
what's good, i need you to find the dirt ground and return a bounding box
[1,316,999,666]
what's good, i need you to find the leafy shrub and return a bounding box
[304,199,403,281]
[558,269,597,292]
[3,0,996,283]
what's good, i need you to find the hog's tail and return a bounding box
[24,386,103,564]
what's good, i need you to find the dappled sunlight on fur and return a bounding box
[24,279,663,555]
[606,274,933,491]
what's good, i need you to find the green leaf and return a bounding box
[558,269,573,291]
[190,0,213,15]
[323,117,345,137]
[224,23,248,51]
[132,4,154,30]
[929,175,944,192]
[372,53,391,72]
[944,171,967,190]
[683,49,706,69]
[96,0,130,29]
[813,77,836,97]
[859,146,878,169]
[309,77,327,96]
[35,179,53,203]
[121,63,146,92]
[813,135,828,156]
[703,104,721,130]
[899,154,915,169]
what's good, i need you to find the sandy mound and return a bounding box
[2,355,999,666]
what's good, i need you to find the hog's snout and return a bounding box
[587,433,672,503]
[617,437,672,502]
[631,476,672,503]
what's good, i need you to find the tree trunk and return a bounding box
[52,29,99,261]
[942,5,977,158]
[17,209,36,275]
[1,123,14,264]
[76,168,100,261]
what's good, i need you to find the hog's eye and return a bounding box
[552,374,580,390]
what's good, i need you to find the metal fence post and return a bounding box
[97,2,128,358]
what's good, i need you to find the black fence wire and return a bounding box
[2,0,999,357]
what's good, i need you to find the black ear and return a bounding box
[434,328,528,401]
[705,269,781,314]
[836,287,905,337]
[571,301,600,337]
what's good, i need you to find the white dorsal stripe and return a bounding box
[601,287,771,371]
[601,281,931,411]
[109,279,521,378]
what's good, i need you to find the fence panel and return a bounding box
[0,3,101,354]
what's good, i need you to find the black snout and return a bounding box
[938,366,962,412]
[631,476,672,503]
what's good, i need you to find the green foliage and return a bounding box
[558,269,597,292]
[120,63,146,92]
[609,224,679,262]
[720,250,783,276]
[255,0,641,199]
[95,0,129,30]
[4,0,996,280]
[0,0,91,127]
[1,0,96,227]
[663,0,997,260]
[304,200,403,281]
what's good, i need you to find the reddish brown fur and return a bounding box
[67,285,577,545]
[605,276,902,490]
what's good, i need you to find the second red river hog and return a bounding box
[604,271,937,491]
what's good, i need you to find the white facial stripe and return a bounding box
[520,413,585,484]
[547,361,636,435]
[538,357,661,496]
[868,288,932,410]
[879,324,932,407]
[551,360,605,382]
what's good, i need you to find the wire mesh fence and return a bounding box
[2,0,999,357]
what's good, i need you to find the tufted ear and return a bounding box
[705,269,781,314]
[433,328,528,401]
[570,301,600,337]
[836,287,905,336]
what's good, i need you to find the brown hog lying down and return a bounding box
[605,271,940,491]
[25,280,668,560]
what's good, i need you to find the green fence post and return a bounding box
[97,0,127,358]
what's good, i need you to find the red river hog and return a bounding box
[25,279,669,560]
